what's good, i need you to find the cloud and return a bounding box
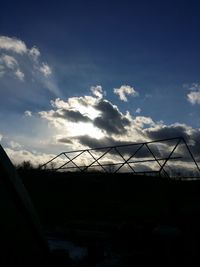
[69,135,137,150]
[24,110,32,117]
[187,91,200,105]
[133,116,155,128]
[8,140,22,149]
[15,69,25,81]
[0,54,21,81]
[0,54,24,81]
[0,36,27,54]
[93,99,131,135]
[144,123,200,159]
[56,137,73,144]
[90,85,104,99]
[42,94,101,123]
[186,83,200,105]
[5,147,56,167]
[36,87,200,154]
[0,133,2,142]
[0,35,61,97]
[144,123,192,141]
[39,89,131,136]
[53,109,92,123]
[1,54,18,69]
[113,85,139,102]
[136,108,142,114]
[29,46,40,61]
[39,62,52,77]
[37,87,200,176]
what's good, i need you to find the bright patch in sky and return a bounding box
[68,122,104,139]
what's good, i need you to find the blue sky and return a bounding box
[1,0,200,165]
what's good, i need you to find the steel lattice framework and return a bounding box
[41,137,200,179]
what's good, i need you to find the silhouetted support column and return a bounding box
[0,145,52,266]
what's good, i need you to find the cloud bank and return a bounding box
[2,83,200,177]
[36,86,200,166]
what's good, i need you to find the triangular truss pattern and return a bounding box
[41,137,200,179]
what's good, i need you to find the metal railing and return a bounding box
[41,137,200,179]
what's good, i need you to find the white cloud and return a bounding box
[186,83,200,105]
[113,85,139,102]
[39,62,52,77]
[50,96,100,119]
[136,108,142,114]
[90,85,104,99]
[187,91,200,105]
[133,116,155,128]
[15,69,25,81]
[5,147,56,166]
[0,36,27,54]
[0,134,2,142]
[1,54,18,69]
[29,46,40,61]
[186,83,200,91]
[0,35,61,96]
[24,110,32,117]
[0,54,24,81]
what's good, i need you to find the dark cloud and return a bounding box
[144,124,200,160]
[57,137,73,144]
[53,109,91,123]
[74,135,127,148]
[71,133,199,164]
[93,100,131,135]
[144,124,190,141]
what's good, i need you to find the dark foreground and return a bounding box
[19,170,200,266]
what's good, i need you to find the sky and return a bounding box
[1,0,200,167]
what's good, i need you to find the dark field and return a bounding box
[19,170,200,266]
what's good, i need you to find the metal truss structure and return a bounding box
[41,137,200,179]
